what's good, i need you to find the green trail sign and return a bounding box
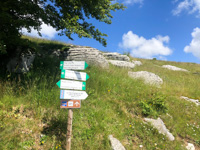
[60,61,88,70]
[56,79,86,90]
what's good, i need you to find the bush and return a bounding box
[139,93,168,117]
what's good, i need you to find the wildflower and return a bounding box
[155,143,157,146]
[108,90,110,92]
[129,125,132,127]
[56,147,58,149]
[139,145,143,148]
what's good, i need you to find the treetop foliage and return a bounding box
[0,0,125,57]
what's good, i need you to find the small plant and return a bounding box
[139,93,168,117]
[139,101,156,116]
[40,135,48,145]
[123,52,130,56]
[61,46,70,51]
[150,94,168,113]
[19,140,35,149]
[0,41,7,55]
[196,140,200,146]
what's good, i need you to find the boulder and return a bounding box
[108,60,135,69]
[60,47,109,68]
[144,118,175,141]
[128,71,163,87]
[186,143,195,150]
[103,52,130,61]
[7,50,35,73]
[162,65,188,72]
[180,96,200,106]
[132,60,142,66]
[109,135,126,150]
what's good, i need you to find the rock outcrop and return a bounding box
[180,96,200,106]
[108,60,135,69]
[144,118,175,141]
[162,65,188,72]
[109,135,126,150]
[103,52,130,61]
[128,71,163,87]
[60,47,109,68]
[7,50,35,73]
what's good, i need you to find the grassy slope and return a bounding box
[0,36,200,150]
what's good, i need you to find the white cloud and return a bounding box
[123,0,143,5]
[119,31,172,59]
[184,27,200,59]
[172,0,200,17]
[22,22,57,39]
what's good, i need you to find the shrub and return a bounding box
[139,93,168,117]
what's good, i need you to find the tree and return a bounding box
[0,0,125,57]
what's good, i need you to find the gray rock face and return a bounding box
[180,96,200,106]
[109,135,126,150]
[108,60,135,69]
[128,71,163,87]
[144,118,175,141]
[61,47,109,68]
[162,65,188,72]
[103,52,130,61]
[7,50,35,73]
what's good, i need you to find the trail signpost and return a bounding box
[56,61,89,150]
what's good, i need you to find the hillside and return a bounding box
[0,36,200,150]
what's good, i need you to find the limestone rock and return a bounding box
[109,135,126,150]
[180,96,200,106]
[132,60,142,66]
[186,143,195,150]
[108,60,135,69]
[144,118,175,141]
[103,52,130,61]
[128,71,163,87]
[162,65,188,72]
[60,47,109,68]
[7,50,35,73]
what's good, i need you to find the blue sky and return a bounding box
[23,0,200,64]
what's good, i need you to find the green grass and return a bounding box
[0,36,200,149]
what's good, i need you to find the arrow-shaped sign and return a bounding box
[60,61,88,70]
[74,101,80,107]
[61,70,89,81]
[60,90,88,100]
[56,79,86,90]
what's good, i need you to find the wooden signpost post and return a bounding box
[57,61,89,150]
